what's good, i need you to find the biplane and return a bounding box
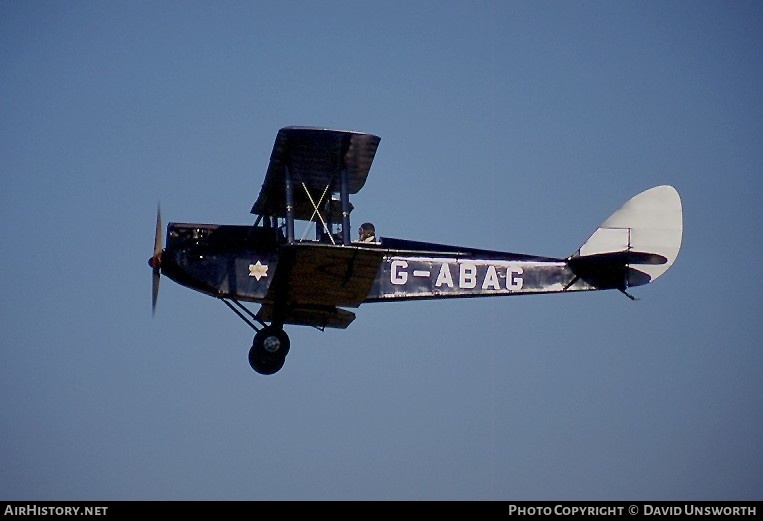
[149,126,683,375]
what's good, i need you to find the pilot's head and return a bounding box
[358,222,375,241]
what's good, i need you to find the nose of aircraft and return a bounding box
[148,253,161,269]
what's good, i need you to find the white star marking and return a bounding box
[248,260,268,281]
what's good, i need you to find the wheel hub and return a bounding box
[263,335,281,353]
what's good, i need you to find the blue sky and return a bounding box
[2,0,761,500]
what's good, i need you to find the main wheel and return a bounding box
[248,326,290,375]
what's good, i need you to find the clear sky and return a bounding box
[2,0,761,500]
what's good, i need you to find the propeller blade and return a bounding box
[150,204,163,315]
[154,204,163,257]
[152,268,160,315]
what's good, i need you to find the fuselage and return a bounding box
[160,223,600,309]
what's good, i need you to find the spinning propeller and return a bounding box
[148,205,163,314]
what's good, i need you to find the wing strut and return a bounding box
[283,165,354,246]
[300,181,334,244]
[340,167,351,245]
[284,166,295,243]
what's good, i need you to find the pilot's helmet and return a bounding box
[359,222,375,241]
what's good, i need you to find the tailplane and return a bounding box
[567,185,683,295]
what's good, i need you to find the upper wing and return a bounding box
[251,126,381,221]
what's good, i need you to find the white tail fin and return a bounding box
[570,185,683,285]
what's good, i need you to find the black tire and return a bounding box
[248,326,290,375]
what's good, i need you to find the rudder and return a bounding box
[568,185,683,290]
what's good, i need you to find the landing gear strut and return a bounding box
[249,326,290,375]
